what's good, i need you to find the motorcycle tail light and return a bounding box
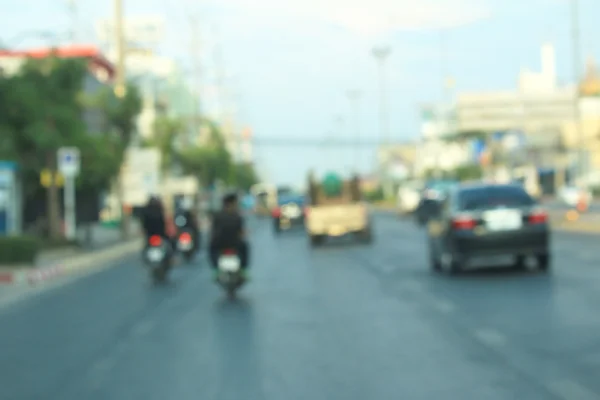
[149,235,162,246]
[179,232,192,243]
[222,248,236,255]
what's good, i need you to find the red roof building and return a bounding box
[0,45,115,82]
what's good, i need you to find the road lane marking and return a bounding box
[547,379,599,400]
[473,328,507,347]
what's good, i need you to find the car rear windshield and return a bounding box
[458,186,535,211]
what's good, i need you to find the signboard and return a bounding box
[57,147,80,177]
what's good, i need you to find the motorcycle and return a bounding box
[143,235,172,283]
[216,248,245,297]
[176,229,196,262]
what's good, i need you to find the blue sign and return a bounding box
[471,139,486,162]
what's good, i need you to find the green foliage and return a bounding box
[179,122,234,186]
[453,164,483,181]
[143,116,186,172]
[0,236,40,265]
[97,84,142,144]
[443,130,488,142]
[229,162,260,191]
[0,56,88,170]
[423,164,483,181]
[0,56,142,192]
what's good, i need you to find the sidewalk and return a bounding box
[0,223,142,286]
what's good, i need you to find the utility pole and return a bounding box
[570,0,585,185]
[113,0,129,238]
[189,15,202,145]
[372,46,393,198]
[347,90,362,172]
[114,0,126,98]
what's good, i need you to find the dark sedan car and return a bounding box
[272,194,307,234]
[427,183,550,274]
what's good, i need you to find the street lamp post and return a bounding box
[347,89,362,172]
[570,0,585,185]
[372,46,392,198]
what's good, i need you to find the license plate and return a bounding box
[147,248,164,262]
[218,256,240,272]
[483,209,522,231]
[283,205,301,218]
[470,255,515,266]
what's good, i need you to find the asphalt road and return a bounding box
[2,214,600,400]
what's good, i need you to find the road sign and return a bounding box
[40,169,64,188]
[57,147,80,177]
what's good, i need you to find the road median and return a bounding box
[0,238,142,286]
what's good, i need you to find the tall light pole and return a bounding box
[113,0,128,238]
[189,15,202,145]
[113,0,126,98]
[570,0,585,184]
[372,46,393,198]
[347,89,362,172]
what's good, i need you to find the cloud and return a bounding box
[213,0,492,37]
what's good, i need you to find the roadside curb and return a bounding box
[0,239,142,286]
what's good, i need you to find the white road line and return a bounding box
[473,328,507,347]
[431,298,456,314]
[547,379,599,400]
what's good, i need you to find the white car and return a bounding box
[397,181,422,214]
[558,185,592,207]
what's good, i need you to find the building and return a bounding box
[454,43,600,179]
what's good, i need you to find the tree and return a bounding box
[143,116,186,173]
[96,83,142,238]
[179,121,233,186]
[0,54,142,240]
[230,162,259,191]
[0,55,89,239]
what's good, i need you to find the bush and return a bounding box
[41,237,80,250]
[0,236,41,265]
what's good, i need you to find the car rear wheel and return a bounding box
[428,244,441,272]
[273,219,281,234]
[310,235,325,247]
[537,253,551,272]
[441,251,462,275]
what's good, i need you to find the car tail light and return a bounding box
[179,232,192,243]
[528,209,548,224]
[149,235,162,246]
[272,207,281,218]
[451,215,476,230]
[222,248,236,255]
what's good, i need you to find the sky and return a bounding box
[3,0,600,185]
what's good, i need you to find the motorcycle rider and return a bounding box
[174,197,200,251]
[141,195,175,259]
[209,192,249,280]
